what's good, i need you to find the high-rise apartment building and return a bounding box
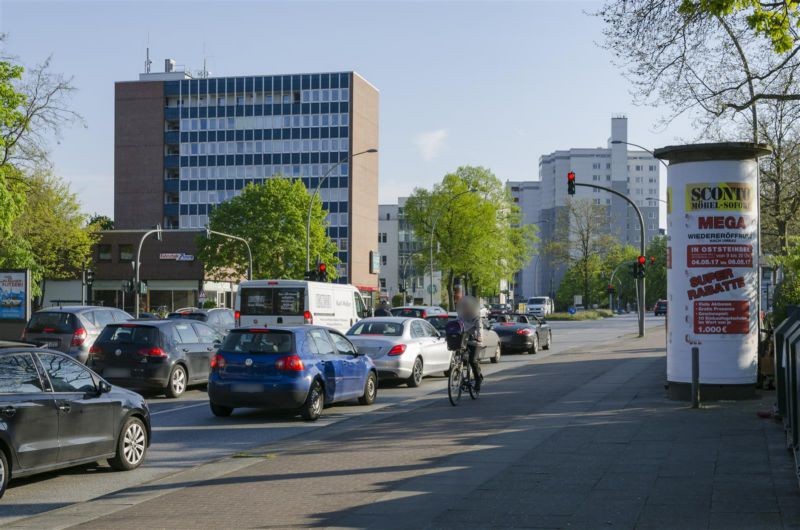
[111,62,378,289]
[509,116,662,301]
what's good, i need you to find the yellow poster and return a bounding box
[685,182,753,212]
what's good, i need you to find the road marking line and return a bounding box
[150,402,208,416]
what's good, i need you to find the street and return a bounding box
[1,314,662,526]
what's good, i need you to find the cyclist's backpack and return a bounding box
[445,319,467,351]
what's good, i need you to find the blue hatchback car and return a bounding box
[208,326,378,421]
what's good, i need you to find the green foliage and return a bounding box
[0,59,26,163]
[644,235,668,306]
[197,178,339,281]
[771,236,800,323]
[391,294,404,307]
[88,214,114,230]
[547,310,610,321]
[403,166,537,305]
[679,0,800,53]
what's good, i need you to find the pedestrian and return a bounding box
[374,301,392,317]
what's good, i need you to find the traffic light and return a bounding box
[635,255,647,278]
[317,262,328,282]
[650,256,656,265]
[84,269,95,287]
[607,284,615,294]
[567,171,576,195]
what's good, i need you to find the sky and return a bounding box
[0,0,691,220]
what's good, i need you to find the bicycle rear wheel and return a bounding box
[448,362,463,406]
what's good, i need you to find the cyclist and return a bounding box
[456,294,484,391]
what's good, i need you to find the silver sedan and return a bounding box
[346,317,450,387]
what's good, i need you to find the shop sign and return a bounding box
[159,253,195,262]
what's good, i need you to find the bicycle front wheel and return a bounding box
[448,363,463,406]
[466,366,479,400]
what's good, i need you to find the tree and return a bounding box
[645,236,668,306]
[197,178,339,281]
[544,199,617,308]
[771,236,800,323]
[403,166,537,307]
[88,214,114,230]
[8,170,98,297]
[597,0,800,141]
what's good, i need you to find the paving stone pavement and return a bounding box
[15,327,799,529]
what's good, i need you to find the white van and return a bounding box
[235,279,370,333]
[526,296,554,317]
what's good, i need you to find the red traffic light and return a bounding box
[650,256,656,264]
[318,263,327,273]
[567,171,575,181]
[637,255,646,265]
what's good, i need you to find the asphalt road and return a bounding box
[0,313,666,525]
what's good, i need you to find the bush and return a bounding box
[547,310,605,321]
[773,272,800,325]
[391,294,404,307]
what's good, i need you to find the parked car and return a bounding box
[654,300,668,316]
[167,307,236,336]
[492,314,552,354]
[0,342,150,498]
[208,326,377,421]
[22,306,133,364]
[88,320,223,398]
[389,306,447,319]
[488,303,512,320]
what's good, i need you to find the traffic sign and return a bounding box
[198,290,207,304]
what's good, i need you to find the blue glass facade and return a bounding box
[162,72,353,282]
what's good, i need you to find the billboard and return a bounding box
[660,151,765,387]
[0,270,31,321]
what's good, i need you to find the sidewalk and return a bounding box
[13,327,799,529]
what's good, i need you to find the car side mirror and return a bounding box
[98,380,112,394]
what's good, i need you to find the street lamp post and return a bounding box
[429,188,477,306]
[305,148,378,274]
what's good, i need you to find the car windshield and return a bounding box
[528,298,547,305]
[221,330,294,354]
[26,312,76,333]
[348,321,404,336]
[167,312,207,322]
[390,308,423,318]
[98,325,159,345]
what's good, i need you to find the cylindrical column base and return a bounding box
[667,381,756,401]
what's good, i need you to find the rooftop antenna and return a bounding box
[199,42,210,78]
[144,32,152,73]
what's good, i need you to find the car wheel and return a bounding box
[301,381,323,421]
[108,416,148,471]
[543,331,552,350]
[529,335,539,355]
[491,343,501,363]
[407,357,423,387]
[358,372,377,405]
[0,449,8,499]
[165,364,187,398]
[210,403,233,417]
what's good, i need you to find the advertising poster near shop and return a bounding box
[656,144,770,392]
[0,269,31,321]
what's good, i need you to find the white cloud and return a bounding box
[414,129,448,162]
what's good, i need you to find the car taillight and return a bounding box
[137,347,168,357]
[421,311,427,318]
[43,327,57,334]
[210,353,226,370]
[275,355,304,371]
[388,344,407,356]
[71,328,87,347]
[89,344,102,354]
[516,328,533,336]
[303,311,313,324]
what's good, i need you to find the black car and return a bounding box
[0,343,151,498]
[491,314,552,354]
[654,300,668,317]
[89,320,223,398]
[488,303,512,320]
[167,308,236,336]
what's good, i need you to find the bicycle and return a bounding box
[448,341,480,406]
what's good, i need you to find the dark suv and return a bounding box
[166,308,235,336]
[22,306,133,364]
[654,300,668,317]
[0,342,151,498]
[89,320,223,398]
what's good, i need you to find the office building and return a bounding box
[92,61,380,311]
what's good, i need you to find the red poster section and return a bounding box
[693,300,750,334]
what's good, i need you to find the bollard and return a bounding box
[691,347,700,408]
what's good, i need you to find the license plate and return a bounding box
[232,383,263,393]
[44,341,59,349]
[104,368,130,378]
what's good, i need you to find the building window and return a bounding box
[386,213,390,220]
[379,233,387,243]
[379,278,386,289]
[97,244,112,262]
[119,244,133,262]
[381,255,387,266]
[592,163,601,169]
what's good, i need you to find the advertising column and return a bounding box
[655,143,771,400]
